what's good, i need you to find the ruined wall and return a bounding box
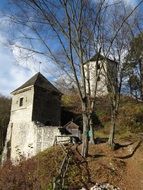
[2,122,66,162]
[2,122,37,161]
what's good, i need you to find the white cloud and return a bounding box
[0,42,32,95]
[0,34,61,96]
[11,42,61,78]
[0,14,33,95]
[0,10,63,96]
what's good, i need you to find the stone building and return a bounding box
[2,72,65,161]
[84,54,118,96]
[11,72,62,125]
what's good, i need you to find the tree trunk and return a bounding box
[108,111,116,149]
[81,103,89,157]
[89,115,95,144]
[139,59,143,100]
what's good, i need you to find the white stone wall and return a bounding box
[36,125,62,153]
[2,122,67,162]
[84,60,108,97]
[10,87,34,122]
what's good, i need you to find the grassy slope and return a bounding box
[1,139,143,190]
[0,146,64,190]
[95,96,143,139]
[62,94,143,137]
[1,96,143,189]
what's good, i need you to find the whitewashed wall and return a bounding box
[84,60,108,97]
[2,122,65,162]
[10,87,34,122]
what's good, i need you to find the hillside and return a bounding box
[0,95,11,155]
[62,94,143,136]
[0,136,143,190]
[0,95,143,189]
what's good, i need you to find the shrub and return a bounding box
[0,146,64,190]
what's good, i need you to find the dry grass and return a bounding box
[1,137,143,190]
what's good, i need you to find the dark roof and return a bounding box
[12,72,61,94]
[58,127,71,135]
[63,121,79,129]
[84,53,118,65]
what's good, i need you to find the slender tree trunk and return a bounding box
[108,109,116,149]
[139,59,143,100]
[81,102,89,157]
[89,114,95,144]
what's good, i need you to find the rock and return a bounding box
[81,183,121,190]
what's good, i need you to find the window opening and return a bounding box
[19,97,24,107]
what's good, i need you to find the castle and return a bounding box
[2,73,68,161]
[84,54,117,96]
[2,54,117,162]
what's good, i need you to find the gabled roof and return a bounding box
[63,121,79,129]
[11,72,62,95]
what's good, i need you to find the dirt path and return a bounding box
[124,142,143,190]
[75,139,143,190]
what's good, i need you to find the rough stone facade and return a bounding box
[2,73,64,162]
[10,86,34,122]
[84,55,117,96]
[2,122,64,161]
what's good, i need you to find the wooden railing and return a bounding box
[52,135,82,189]
[53,135,74,146]
[53,141,71,190]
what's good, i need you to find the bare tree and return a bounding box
[127,32,143,100]
[100,2,143,147]
[7,0,109,157]
[7,0,143,155]
[0,94,11,154]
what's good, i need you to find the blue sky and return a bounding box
[0,0,142,96]
[0,0,35,95]
[0,0,60,96]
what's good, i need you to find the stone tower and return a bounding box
[11,72,62,125]
[84,54,117,96]
[2,72,62,161]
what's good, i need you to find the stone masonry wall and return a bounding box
[10,87,34,122]
[84,60,108,97]
[2,122,67,162]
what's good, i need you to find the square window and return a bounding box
[19,98,24,107]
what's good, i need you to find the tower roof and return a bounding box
[83,53,118,65]
[11,72,61,95]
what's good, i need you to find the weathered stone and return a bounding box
[81,183,120,190]
[2,73,63,162]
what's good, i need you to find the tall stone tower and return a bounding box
[2,72,62,161]
[84,54,117,96]
[11,72,62,125]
